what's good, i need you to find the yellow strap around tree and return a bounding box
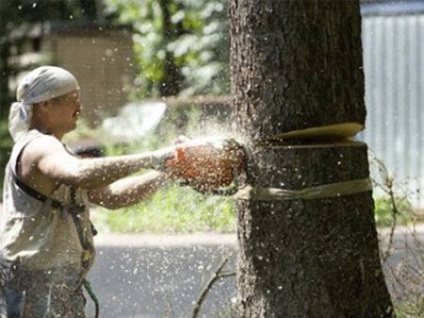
[234,178,372,201]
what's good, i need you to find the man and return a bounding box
[0,66,177,317]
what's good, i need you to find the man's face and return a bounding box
[49,90,82,134]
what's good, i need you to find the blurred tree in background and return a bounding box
[0,0,101,118]
[103,0,229,98]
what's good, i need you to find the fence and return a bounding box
[361,2,424,207]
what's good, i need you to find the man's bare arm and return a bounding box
[23,135,174,190]
[88,171,169,209]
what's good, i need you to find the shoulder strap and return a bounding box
[9,131,65,209]
[69,187,89,250]
[9,166,64,210]
[9,133,98,242]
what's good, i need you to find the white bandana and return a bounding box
[9,66,80,141]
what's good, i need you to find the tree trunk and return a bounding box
[229,1,395,317]
[0,42,11,119]
[159,0,184,96]
[236,143,394,317]
[230,0,366,140]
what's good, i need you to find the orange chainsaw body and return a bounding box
[166,138,245,192]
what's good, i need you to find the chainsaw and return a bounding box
[166,137,246,195]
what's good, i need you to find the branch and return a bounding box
[191,256,236,318]
[381,178,400,263]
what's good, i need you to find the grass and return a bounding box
[92,190,412,234]
[92,183,237,234]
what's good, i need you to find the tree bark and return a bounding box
[229,0,395,317]
[230,0,366,140]
[237,143,394,317]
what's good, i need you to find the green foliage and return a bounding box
[369,155,417,228]
[103,0,229,97]
[373,195,415,227]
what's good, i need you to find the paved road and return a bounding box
[87,225,424,318]
[2,200,422,317]
[86,234,237,318]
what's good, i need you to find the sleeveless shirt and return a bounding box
[0,129,95,271]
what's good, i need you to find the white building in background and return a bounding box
[361,1,424,208]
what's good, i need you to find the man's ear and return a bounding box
[33,100,51,115]
[41,100,52,109]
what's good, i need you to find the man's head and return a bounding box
[9,66,81,141]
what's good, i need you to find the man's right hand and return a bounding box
[149,146,177,171]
